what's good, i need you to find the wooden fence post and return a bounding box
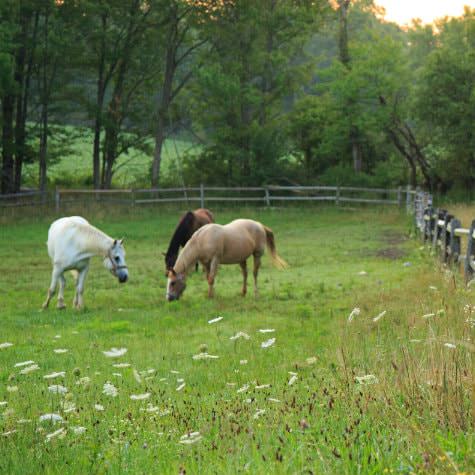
[431,208,440,253]
[200,183,205,208]
[264,187,270,207]
[440,212,452,263]
[397,186,402,207]
[423,207,431,242]
[336,186,340,205]
[464,220,475,284]
[55,188,60,213]
[448,218,461,268]
[405,185,411,213]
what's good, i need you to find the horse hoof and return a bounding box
[57,303,66,310]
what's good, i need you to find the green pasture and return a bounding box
[22,127,195,188]
[0,206,473,474]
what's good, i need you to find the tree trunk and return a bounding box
[338,0,351,67]
[39,103,48,192]
[151,9,177,188]
[93,13,107,189]
[1,95,15,194]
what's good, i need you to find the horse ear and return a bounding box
[113,239,117,246]
[119,238,124,245]
[171,269,177,276]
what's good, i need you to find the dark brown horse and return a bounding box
[164,208,214,271]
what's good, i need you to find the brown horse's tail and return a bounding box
[263,226,288,269]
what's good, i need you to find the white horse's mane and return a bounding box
[72,221,114,255]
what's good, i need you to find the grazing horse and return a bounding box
[166,219,287,301]
[164,208,214,272]
[42,216,128,310]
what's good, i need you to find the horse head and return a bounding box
[104,239,128,283]
[166,269,186,301]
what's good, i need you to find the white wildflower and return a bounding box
[179,431,202,444]
[0,342,13,349]
[230,332,250,340]
[306,357,317,365]
[103,382,118,397]
[130,392,151,400]
[39,413,63,424]
[133,368,142,384]
[54,335,61,339]
[208,316,223,324]
[20,364,39,374]
[112,373,122,377]
[237,384,249,394]
[6,386,18,392]
[268,398,281,403]
[421,313,435,319]
[170,370,180,374]
[76,376,91,386]
[253,409,265,419]
[71,426,86,435]
[372,311,387,322]
[144,404,160,413]
[46,428,66,441]
[358,271,368,276]
[94,404,104,411]
[48,385,68,395]
[410,339,422,343]
[176,383,186,392]
[2,430,16,437]
[192,352,219,360]
[17,419,31,424]
[444,343,456,349]
[44,371,66,380]
[63,401,76,413]
[112,363,131,368]
[429,286,438,291]
[255,384,271,389]
[240,359,248,365]
[226,382,237,387]
[0,402,7,407]
[347,307,361,322]
[53,349,68,354]
[14,360,35,368]
[261,338,275,349]
[403,262,412,267]
[258,329,275,333]
[355,374,378,385]
[102,347,127,358]
[288,375,298,386]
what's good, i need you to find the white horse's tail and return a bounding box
[263,226,288,269]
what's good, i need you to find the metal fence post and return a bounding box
[200,183,205,208]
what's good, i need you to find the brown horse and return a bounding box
[164,208,214,272]
[166,219,287,301]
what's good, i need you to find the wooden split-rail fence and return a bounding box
[414,191,475,283]
[0,185,418,210]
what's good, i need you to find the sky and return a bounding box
[375,0,475,25]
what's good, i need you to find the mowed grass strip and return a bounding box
[0,207,473,474]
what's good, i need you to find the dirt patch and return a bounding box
[379,230,407,246]
[376,247,407,260]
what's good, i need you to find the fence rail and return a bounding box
[0,185,419,211]
[413,190,475,283]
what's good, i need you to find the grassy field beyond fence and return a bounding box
[0,207,473,474]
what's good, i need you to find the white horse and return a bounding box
[43,216,128,310]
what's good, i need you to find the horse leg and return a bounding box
[253,254,261,297]
[42,266,62,309]
[57,274,66,310]
[239,260,248,296]
[207,257,219,298]
[74,266,89,309]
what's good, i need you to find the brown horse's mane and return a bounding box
[164,211,195,270]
